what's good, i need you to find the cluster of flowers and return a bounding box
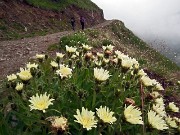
[6,43,180,133]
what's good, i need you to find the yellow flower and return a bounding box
[26,62,38,69]
[46,116,68,131]
[148,110,168,130]
[155,97,165,106]
[29,92,54,113]
[177,81,180,85]
[173,117,180,124]
[168,102,179,112]
[150,91,161,98]
[65,45,77,53]
[138,69,147,76]
[15,82,24,91]
[7,74,17,81]
[85,52,93,59]
[102,45,114,51]
[56,52,64,58]
[166,116,178,128]
[112,58,118,64]
[140,76,154,87]
[152,104,166,117]
[103,58,110,64]
[71,54,77,59]
[94,67,110,81]
[17,68,32,81]
[132,58,139,69]
[74,107,97,130]
[94,60,102,66]
[115,50,128,60]
[124,104,143,125]
[36,54,45,59]
[56,64,72,79]
[82,44,92,50]
[97,52,104,58]
[96,106,116,124]
[50,61,58,68]
[154,82,164,91]
[121,59,133,69]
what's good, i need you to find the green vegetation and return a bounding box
[25,0,101,11]
[85,29,100,38]
[1,27,180,134]
[59,31,89,50]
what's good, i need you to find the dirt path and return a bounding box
[0,20,113,81]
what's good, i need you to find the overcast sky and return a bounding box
[92,0,180,64]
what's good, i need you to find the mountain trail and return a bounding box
[0,20,113,80]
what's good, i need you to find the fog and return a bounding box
[92,0,180,65]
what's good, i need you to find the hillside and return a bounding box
[0,20,180,134]
[0,0,104,40]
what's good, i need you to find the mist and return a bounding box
[92,0,180,65]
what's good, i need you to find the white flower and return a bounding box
[148,110,168,130]
[155,97,165,106]
[96,106,116,124]
[29,92,54,113]
[115,50,128,60]
[7,74,17,81]
[65,45,77,53]
[94,59,102,66]
[177,81,180,85]
[56,64,72,79]
[74,107,97,130]
[121,59,133,68]
[26,62,38,70]
[36,54,45,59]
[138,69,147,76]
[97,52,104,57]
[76,51,79,56]
[166,116,178,128]
[140,76,154,87]
[131,58,139,69]
[124,104,143,125]
[17,68,32,81]
[82,44,92,50]
[152,104,166,117]
[56,52,64,58]
[154,82,164,91]
[103,58,110,63]
[15,82,24,91]
[50,61,58,68]
[71,54,77,59]
[94,67,110,81]
[112,58,118,64]
[46,116,68,131]
[168,102,179,112]
[103,45,114,51]
[150,91,161,98]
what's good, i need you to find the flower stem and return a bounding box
[140,82,145,135]
[92,89,96,108]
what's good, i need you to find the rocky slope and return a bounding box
[0,0,104,40]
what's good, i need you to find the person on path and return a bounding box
[70,17,75,31]
[80,16,85,30]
